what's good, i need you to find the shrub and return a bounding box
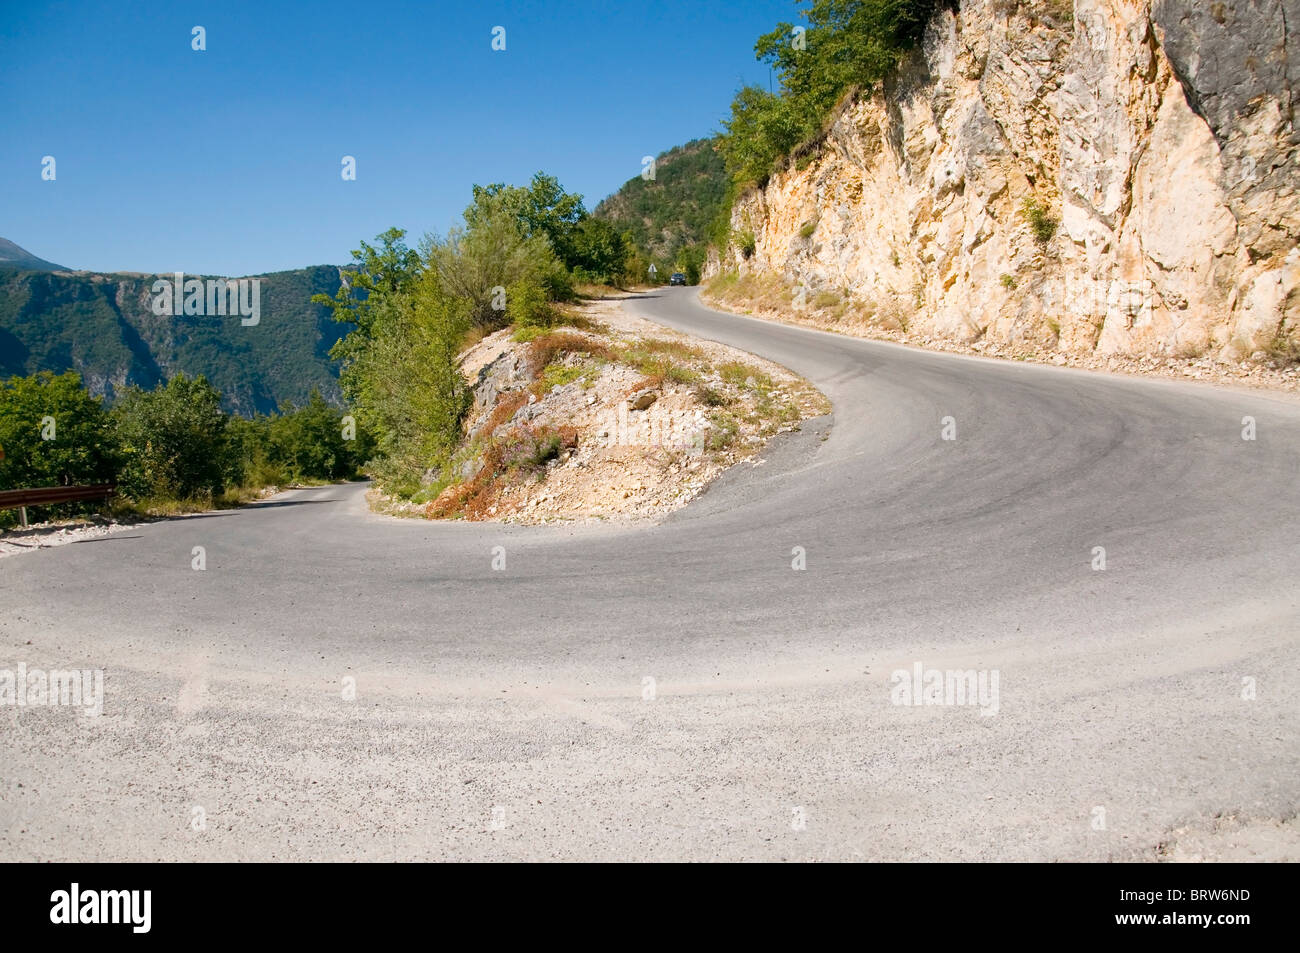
[534,363,588,396]
[512,325,548,344]
[506,277,553,329]
[693,384,732,407]
[0,371,117,524]
[1021,196,1059,249]
[706,411,740,451]
[429,197,568,330]
[428,423,578,520]
[113,374,228,501]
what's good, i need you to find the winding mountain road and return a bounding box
[3,288,1298,861]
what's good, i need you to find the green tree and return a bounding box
[428,197,569,330]
[312,228,422,369]
[0,371,116,493]
[568,217,628,284]
[755,0,938,121]
[593,139,730,273]
[270,390,361,481]
[344,271,472,495]
[467,172,587,268]
[114,374,228,500]
[718,86,806,187]
[718,0,941,189]
[674,244,707,285]
[223,413,282,489]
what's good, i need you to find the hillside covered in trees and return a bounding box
[592,139,730,284]
[0,263,348,415]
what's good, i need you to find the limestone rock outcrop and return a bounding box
[709,0,1299,360]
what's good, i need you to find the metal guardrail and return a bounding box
[0,484,117,528]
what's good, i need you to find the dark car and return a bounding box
[669,272,687,286]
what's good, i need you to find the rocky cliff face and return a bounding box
[710,0,1299,360]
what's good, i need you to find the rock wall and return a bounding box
[709,0,1299,359]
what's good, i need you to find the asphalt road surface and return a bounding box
[3,288,1297,861]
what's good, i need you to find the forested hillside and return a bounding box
[592,139,729,283]
[0,264,348,414]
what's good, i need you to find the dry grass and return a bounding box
[525,331,614,376]
[427,423,578,519]
[626,374,664,394]
[482,391,528,434]
[616,344,702,385]
[637,337,710,362]
[704,269,919,337]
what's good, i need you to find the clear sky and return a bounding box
[0,0,797,276]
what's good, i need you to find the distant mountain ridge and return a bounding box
[0,257,348,415]
[0,238,68,272]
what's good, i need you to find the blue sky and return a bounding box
[0,0,798,276]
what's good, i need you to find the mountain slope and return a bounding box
[0,238,68,272]
[593,138,729,274]
[0,265,348,414]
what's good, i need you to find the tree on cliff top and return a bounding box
[719,0,942,189]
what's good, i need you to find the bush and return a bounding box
[429,197,568,331]
[113,374,228,501]
[1021,197,1059,249]
[0,371,117,524]
[506,278,553,329]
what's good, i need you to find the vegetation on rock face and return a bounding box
[1020,196,1059,249]
[717,0,942,188]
